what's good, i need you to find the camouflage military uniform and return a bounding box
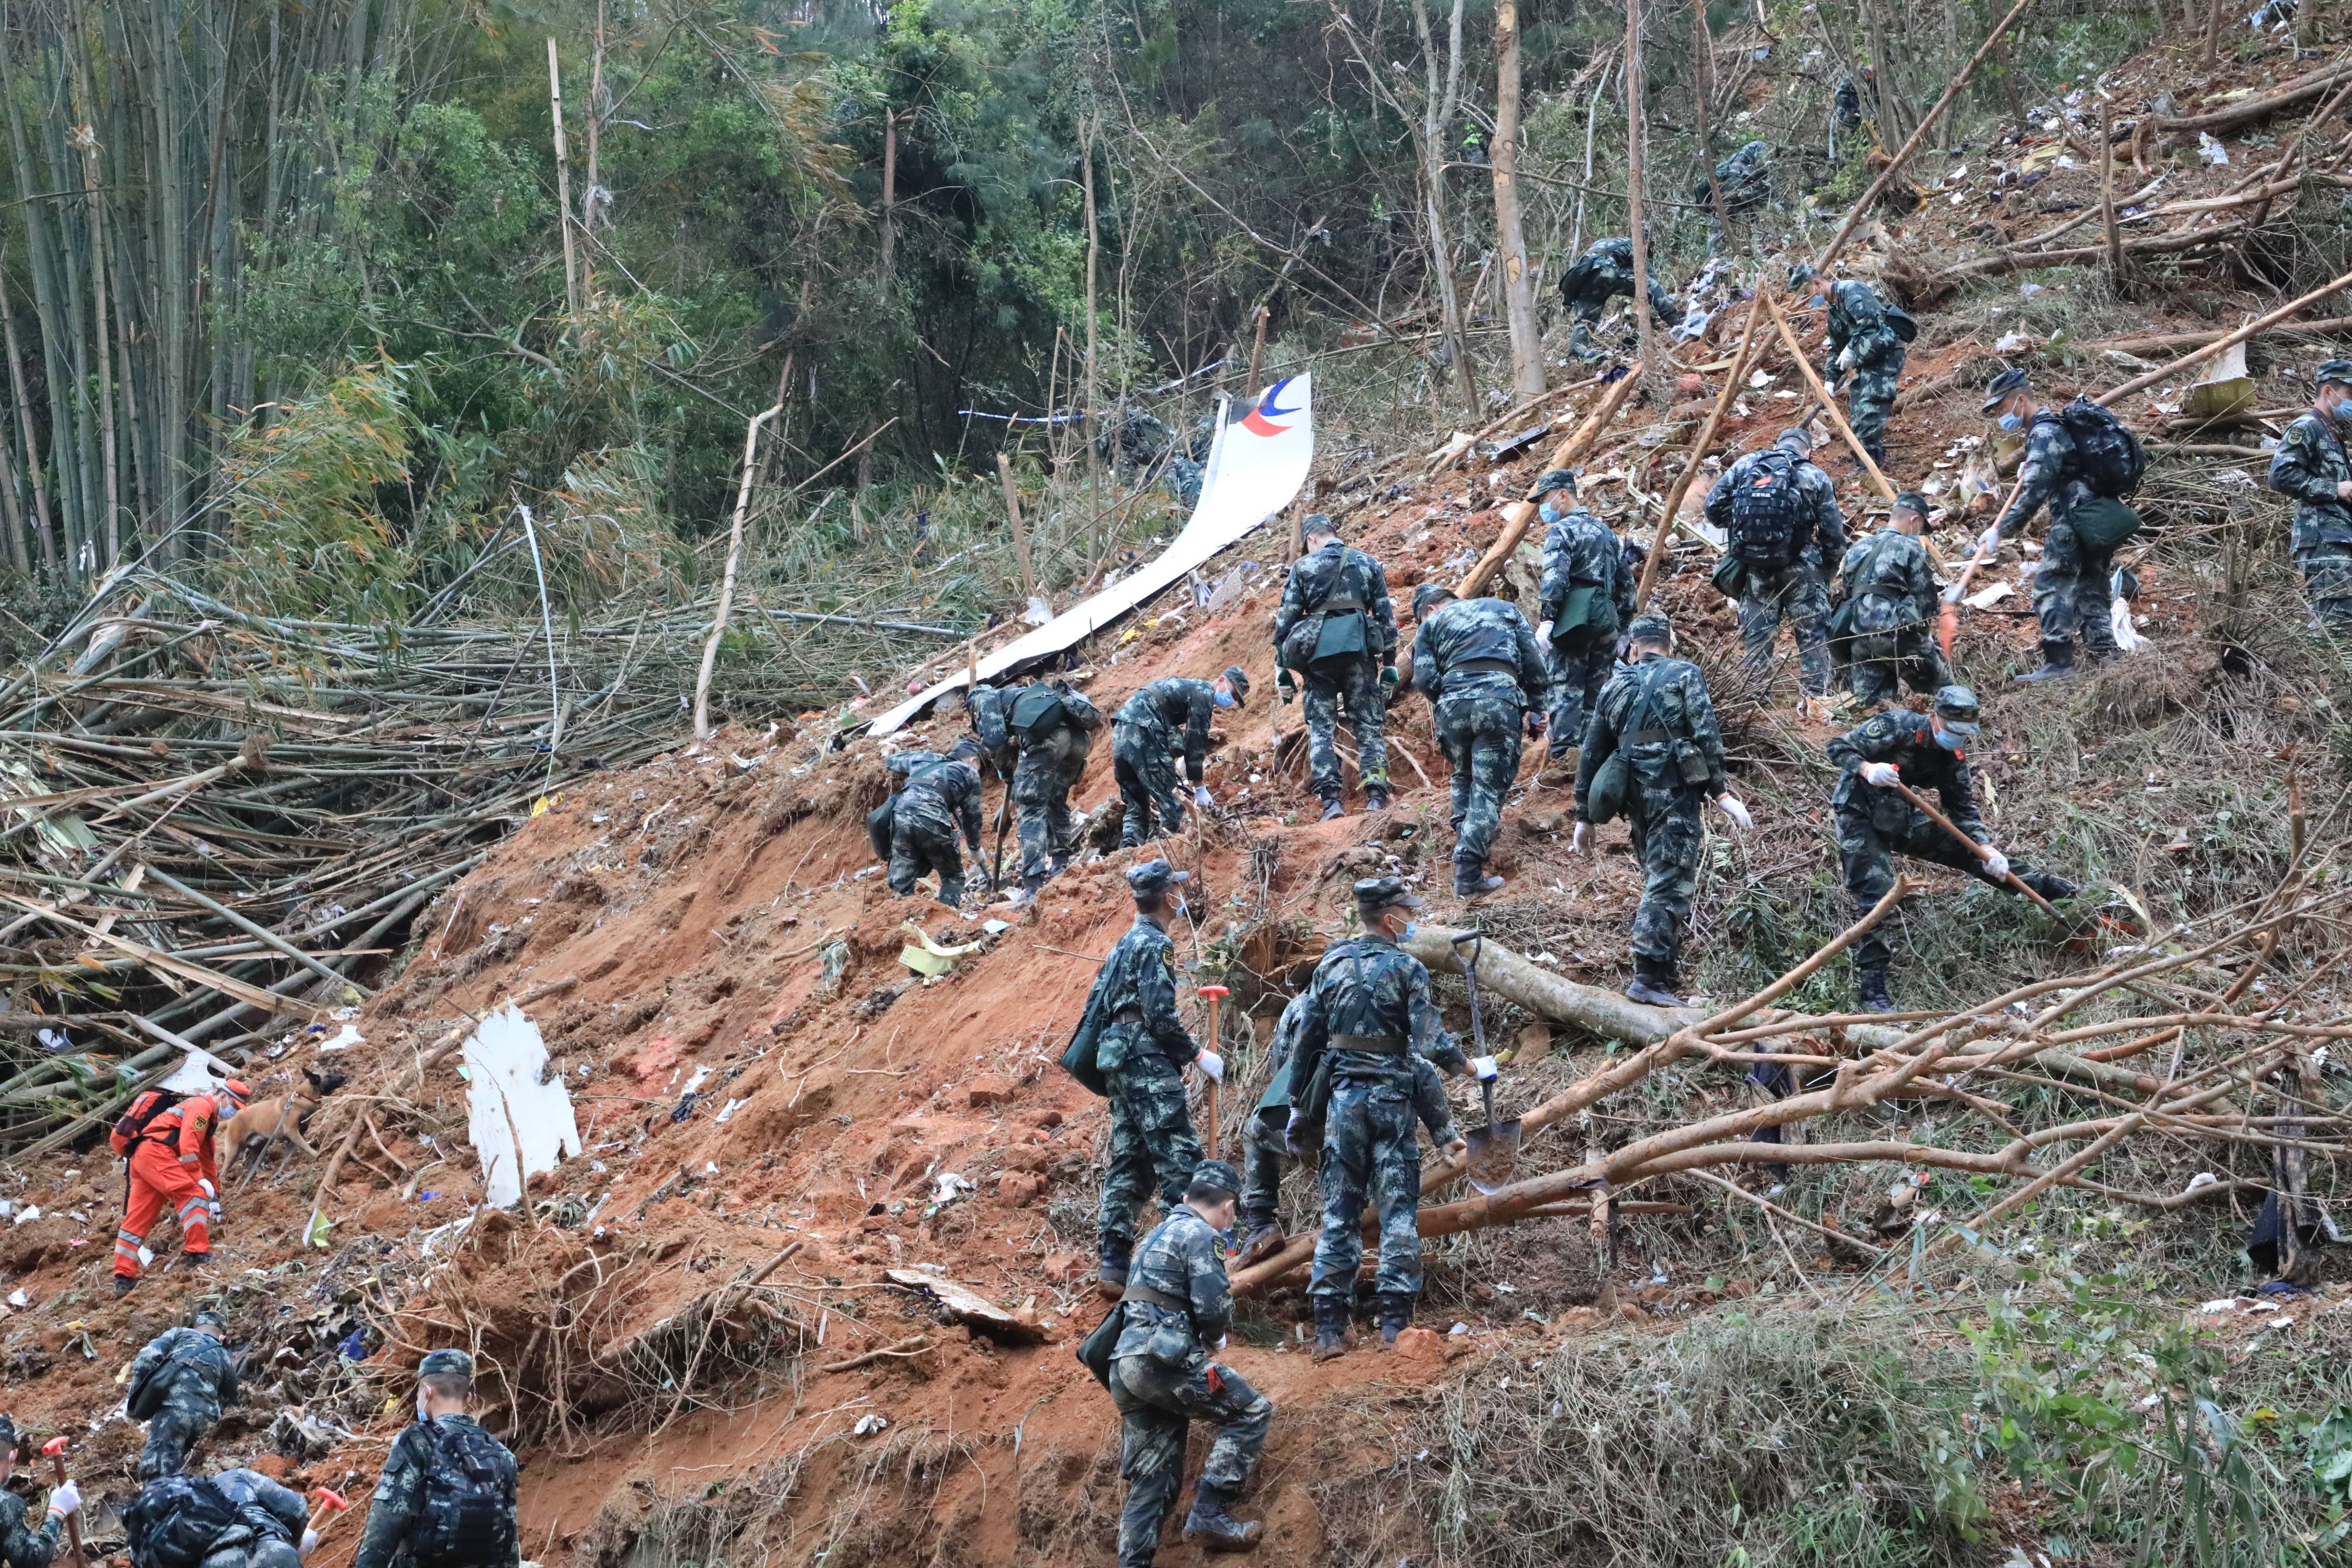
[352,1414,520,1568]
[1011,685,1101,887]
[1694,139,1772,214]
[1559,238,1680,358]
[1411,597,1552,881]
[1293,934,1467,1303]
[1991,414,2121,659]
[1081,912,1202,1251]
[133,1324,239,1480]
[1825,280,1906,464]
[1828,710,2071,984]
[1537,505,1635,753]
[1109,1204,1273,1567]
[886,750,986,906]
[1835,73,1866,128]
[1273,540,1397,801]
[1574,652,1729,973]
[0,1484,61,1568]
[1831,527,1947,705]
[1113,679,1217,847]
[207,1468,311,1568]
[1238,993,1458,1242]
[1706,449,1846,695]
[963,684,1020,776]
[2268,409,2352,628]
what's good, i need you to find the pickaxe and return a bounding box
[1197,985,1229,1159]
[41,1437,85,1568]
[306,1487,351,1553]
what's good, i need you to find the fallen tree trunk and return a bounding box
[1931,218,2259,283]
[2153,60,2352,136]
[2100,313,2352,356]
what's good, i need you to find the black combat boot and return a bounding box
[1454,855,1504,898]
[1235,1219,1285,1267]
[1376,1291,1414,1347]
[1856,969,1895,1014]
[2014,639,2076,684]
[1181,1483,1264,1553]
[1097,1236,1131,1296]
[1318,786,1345,823]
[1625,956,1683,1008]
[1365,784,1391,812]
[113,1276,135,1298]
[1310,1296,1349,1361]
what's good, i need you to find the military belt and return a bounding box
[1112,1006,1144,1025]
[1331,1033,1406,1055]
[1121,1283,1194,1315]
[1320,597,1365,614]
[1451,658,1520,678]
[1628,728,1674,745]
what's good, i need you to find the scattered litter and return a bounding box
[5,1290,24,1308]
[1994,330,2034,355]
[2199,132,2230,165]
[11,1207,36,1226]
[899,922,984,977]
[929,1172,976,1209]
[1964,582,2015,610]
[714,1098,748,1124]
[885,1267,1046,1344]
[313,1023,364,1053]
[852,1414,889,1437]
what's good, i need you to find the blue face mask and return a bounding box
[1933,724,1965,752]
[1400,919,1418,940]
[1538,502,1563,525]
[1213,690,1235,709]
[1997,412,2024,433]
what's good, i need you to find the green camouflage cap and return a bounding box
[192,1308,229,1331]
[2318,359,2352,389]
[1981,366,2031,413]
[1933,684,1982,734]
[1190,1159,1242,1197]
[1412,582,1456,620]
[1776,426,1813,454]
[418,1348,474,1378]
[1533,468,1579,498]
[1891,491,1930,521]
[1126,859,1191,899]
[1354,875,1425,913]
[1221,665,1250,702]
[1626,611,1674,644]
[1787,264,1821,290]
[0,1415,16,1452]
[1301,512,1339,538]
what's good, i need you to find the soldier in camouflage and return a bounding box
[1410,584,1554,897]
[1107,1159,1270,1562]
[1981,367,2125,681]
[0,1417,76,1568]
[1235,992,1460,1267]
[133,1308,239,1480]
[1273,516,1398,820]
[884,737,987,908]
[1830,491,1948,707]
[1082,861,1212,1293]
[1296,878,1485,1358]
[974,680,1103,904]
[1795,267,1908,466]
[353,1350,518,1568]
[1534,469,1634,762]
[961,683,1019,776]
[210,1468,314,1568]
[1112,670,1248,847]
[1706,427,1845,698]
[1572,613,1751,1006]
[2267,359,2352,631]
[1829,686,2077,1012]
[1558,236,1681,360]
[1693,140,1772,250]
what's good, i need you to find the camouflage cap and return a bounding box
[1412,582,1456,621]
[1126,859,1191,899]
[2318,359,2352,390]
[1891,491,1930,521]
[192,1308,229,1331]
[1301,512,1340,538]
[1354,875,1425,913]
[1775,426,1814,455]
[1220,665,1250,701]
[0,1415,16,1452]
[1626,611,1675,644]
[418,1348,474,1378]
[950,734,982,760]
[1933,684,1982,734]
[1981,366,2031,413]
[1786,263,1820,290]
[1533,467,1579,498]
[1189,1159,1242,1197]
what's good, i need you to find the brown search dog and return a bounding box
[222,1066,349,1172]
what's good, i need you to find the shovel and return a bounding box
[1451,931,1521,1194]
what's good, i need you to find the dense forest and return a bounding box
[0,0,2154,628]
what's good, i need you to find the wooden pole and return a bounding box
[1888,779,2060,916]
[547,38,580,318]
[879,108,898,296]
[1244,305,1269,407]
[1636,292,1769,607]
[995,452,1038,607]
[1625,0,1661,398]
[1455,367,1642,599]
[2100,100,2125,287]
[1764,291,1898,503]
[693,403,783,741]
[1081,111,1101,508]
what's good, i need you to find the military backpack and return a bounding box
[1727,452,1809,567]
[1008,684,1069,746]
[125,1474,242,1568]
[2043,399,2146,499]
[406,1421,517,1568]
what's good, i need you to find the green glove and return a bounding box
[1379,665,1400,696]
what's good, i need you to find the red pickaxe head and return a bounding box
[306,1489,350,1534]
[1197,985,1229,1001]
[40,1438,64,1459]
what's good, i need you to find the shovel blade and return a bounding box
[1464,1119,1523,1195]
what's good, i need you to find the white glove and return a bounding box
[1537,620,1553,643]
[1570,821,1594,855]
[1196,1050,1224,1083]
[1469,1055,1499,1082]
[198,1178,216,1200]
[1717,796,1753,832]
[1837,345,1857,371]
[1981,847,2011,880]
[301,1531,320,1559]
[1193,784,1214,811]
[1861,762,1901,788]
[45,1482,78,1521]
[1977,524,2002,559]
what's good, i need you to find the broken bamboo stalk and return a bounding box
[693,402,784,742]
[1455,367,1644,600]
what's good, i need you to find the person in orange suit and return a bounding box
[109,1079,248,1297]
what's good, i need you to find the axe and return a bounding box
[41,1437,85,1568]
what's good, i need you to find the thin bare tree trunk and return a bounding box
[1492,0,1544,399]
[0,247,53,571]
[1625,0,1660,398]
[1081,111,1100,508]
[581,0,605,299]
[547,37,579,318]
[1694,0,1730,237]
[69,35,120,564]
[1412,0,1479,415]
[878,107,897,295]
